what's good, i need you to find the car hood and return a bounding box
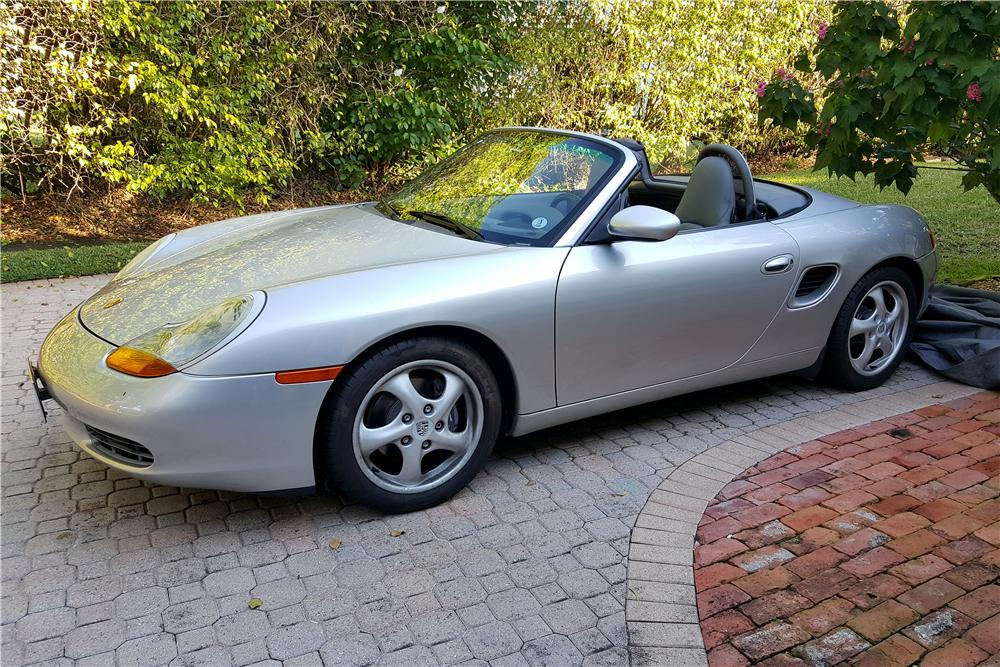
[80,204,490,344]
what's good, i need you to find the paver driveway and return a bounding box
[0,275,970,666]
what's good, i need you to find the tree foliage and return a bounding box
[758,0,1000,204]
[1,1,521,202]
[484,0,827,170]
[2,1,833,203]
[321,2,520,186]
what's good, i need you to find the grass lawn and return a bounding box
[764,166,999,285]
[1,242,151,284]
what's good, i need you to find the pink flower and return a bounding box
[816,121,833,136]
[967,84,982,102]
[860,72,866,78]
[927,61,933,65]
[818,23,828,40]
[756,81,766,98]
[775,67,786,79]
[838,80,844,86]
[783,72,795,82]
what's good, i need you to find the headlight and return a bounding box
[113,233,176,282]
[106,295,256,377]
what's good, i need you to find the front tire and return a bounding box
[823,266,917,391]
[317,338,501,513]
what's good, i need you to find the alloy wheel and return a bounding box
[352,360,484,494]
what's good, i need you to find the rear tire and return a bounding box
[316,337,501,513]
[822,266,917,391]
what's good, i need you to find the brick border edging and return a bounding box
[624,380,982,667]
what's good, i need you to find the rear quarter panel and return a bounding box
[740,202,934,364]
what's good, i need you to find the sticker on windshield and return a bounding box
[531,217,548,229]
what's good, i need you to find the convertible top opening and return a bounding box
[614,137,812,222]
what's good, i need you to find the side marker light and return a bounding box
[275,366,344,385]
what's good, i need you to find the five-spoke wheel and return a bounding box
[846,280,909,376]
[317,338,501,513]
[823,267,917,390]
[354,360,483,494]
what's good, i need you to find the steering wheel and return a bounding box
[550,192,582,216]
[696,144,757,221]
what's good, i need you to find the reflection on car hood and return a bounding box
[80,204,488,344]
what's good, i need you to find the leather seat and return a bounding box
[673,156,736,230]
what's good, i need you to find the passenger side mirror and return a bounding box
[608,205,681,241]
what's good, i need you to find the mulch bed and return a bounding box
[694,391,1000,667]
[0,177,379,247]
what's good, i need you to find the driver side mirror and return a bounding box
[608,205,681,241]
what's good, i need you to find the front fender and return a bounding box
[184,247,570,415]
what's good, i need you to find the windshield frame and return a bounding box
[378,128,631,248]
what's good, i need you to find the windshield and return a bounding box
[378,129,622,246]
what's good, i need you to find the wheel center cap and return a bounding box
[415,420,430,437]
[877,324,886,335]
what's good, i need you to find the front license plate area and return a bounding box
[26,358,52,422]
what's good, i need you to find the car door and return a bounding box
[554,222,799,405]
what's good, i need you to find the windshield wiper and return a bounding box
[377,199,403,220]
[406,210,485,242]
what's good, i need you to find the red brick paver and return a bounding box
[699,392,1000,666]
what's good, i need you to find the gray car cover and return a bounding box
[910,285,1000,389]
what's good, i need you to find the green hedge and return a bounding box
[2,1,824,203]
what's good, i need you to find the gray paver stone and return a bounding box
[64,619,127,659]
[434,577,487,610]
[168,645,232,667]
[162,599,220,634]
[408,608,464,645]
[203,567,255,598]
[214,610,271,646]
[115,586,169,620]
[265,621,326,660]
[485,588,543,622]
[249,577,305,609]
[539,599,598,636]
[583,646,631,666]
[304,589,358,621]
[463,621,523,661]
[116,633,178,667]
[319,635,380,667]
[14,607,76,643]
[558,569,612,600]
[523,634,585,667]
[569,627,613,656]
[355,598,410,635]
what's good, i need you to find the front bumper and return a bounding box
[37,309,332,493]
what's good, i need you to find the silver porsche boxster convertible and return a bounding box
[32,128,937,512]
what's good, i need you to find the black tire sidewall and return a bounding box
[823,266,918,391]
[317,338,501,513]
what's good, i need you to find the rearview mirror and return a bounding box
[608,206,681,241]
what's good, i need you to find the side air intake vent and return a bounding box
[85,425,154,468]
[796,266,837,298]
[788,265,839,308]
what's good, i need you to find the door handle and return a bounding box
[762,255,794,274]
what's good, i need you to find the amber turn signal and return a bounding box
[106,347,178,378]
[275,365,343,385]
